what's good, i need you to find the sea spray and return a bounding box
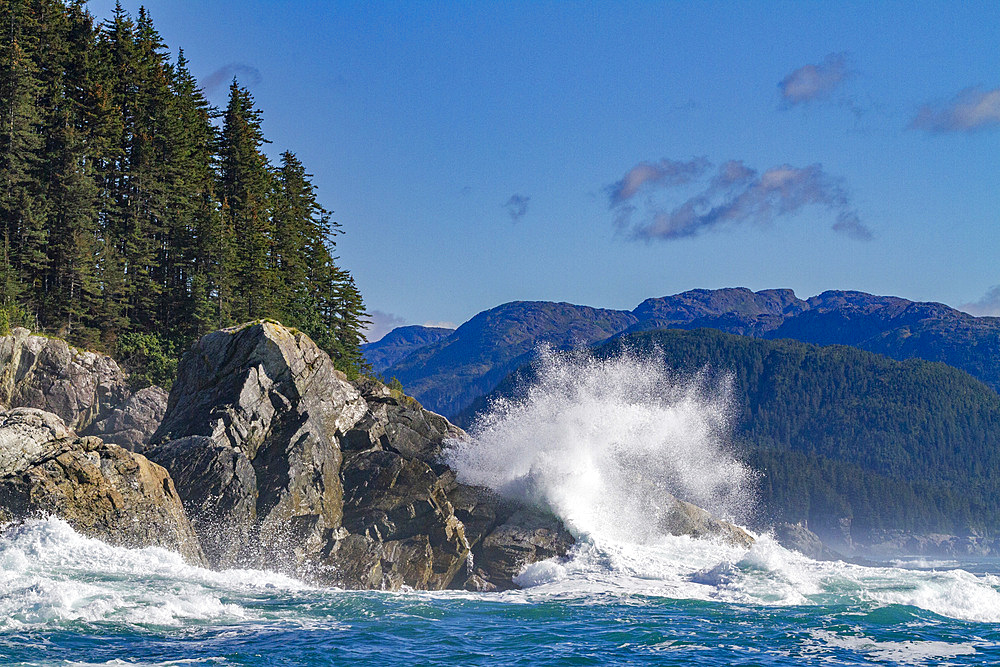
[441,348,1000,626]
[443,347,757,542]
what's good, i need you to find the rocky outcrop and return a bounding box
[660,497,755,548]
[0,328,166,450]
[0,328,130,432]
[0,320,751,591]
[87,385,169,451]
[856,530,1000,558]
[147,321,366,572]
[144,321,574,590]
[462,506,574,592]
[773,522,842,561]
[0,408,204,564]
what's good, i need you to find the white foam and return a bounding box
[444,348,755,542]
[890,558,960,570]
[810,629,978,664]
[444,350,1000,623]
[0,517,309,630]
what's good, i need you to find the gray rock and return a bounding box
[85,385,169,451]
[0,328,130,432]
[336,447,469,589]
[659,497,755,548]
[0,408,75,477]
[471,507,575,591]
[147,321,367,572]
[0,409,204,565]
[773,522,842,561]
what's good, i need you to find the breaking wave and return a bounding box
[443,348,1000,624]
[444,347,756,541]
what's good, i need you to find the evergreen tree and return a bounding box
[219,80,272,322]
[271,151,367,372]
[0,0,369,377]
[0,0,47,314]
[167,50,221,336]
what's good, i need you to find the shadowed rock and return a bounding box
[0,328,167,451]
[0,328,130,432]
[87,386,169,451]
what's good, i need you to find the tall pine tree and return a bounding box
[219,80,272,323]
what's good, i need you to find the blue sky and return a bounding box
[89,1,1000,340]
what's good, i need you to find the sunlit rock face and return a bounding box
[0,327,167,451]
[0,407,204,565]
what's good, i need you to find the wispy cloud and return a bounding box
[608,158,872,241]
[202,63,263,93]
[503,194,531,221]
[779,53,851,106]
[605,157,710,206]
[363,310,406,343]
[910,86,1000,133]
[961,286,1000,317]
[423,320,457,330]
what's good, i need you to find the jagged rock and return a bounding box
[461,570,498,592]
[0,328,166,450]
[774,522,841,561]
[0,408,75,477]
[471,508,575,591]
[0,328,130,432]
[337,448,469,589]
[85,385,168,451]
[147,321,367,572]
[660,497,755,548]
[0,409,204,564]
[142,320,751,590]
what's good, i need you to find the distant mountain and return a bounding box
[471,328,1000,546]
[362,325,454,374]
[377,288,1000,418]
[382,302,638,419]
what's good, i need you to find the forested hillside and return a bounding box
[0,1,366,380]
[385,301,639,418]
[373,288,1000,418]
[467,328,1000,543]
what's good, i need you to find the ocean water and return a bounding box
[5,350,999,665]
[3,518,1000,666]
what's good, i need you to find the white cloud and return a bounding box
[911,86,1000,133]
[779,53,850,106]
[608,158,872,242]
[363,310,406,343]
[961,286,1000,317]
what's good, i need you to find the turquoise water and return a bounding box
[3,518,999,666]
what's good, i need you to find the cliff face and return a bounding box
[0,328,167,451]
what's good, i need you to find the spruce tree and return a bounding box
[219,80,272,322]
[0,0,47,316]
[0,0,370,377]
[167,50,221,336]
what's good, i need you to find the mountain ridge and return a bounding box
[365,288,1000,418]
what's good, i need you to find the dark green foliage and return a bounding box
[0,1,366,375]
[115,331,177,390]
[593,329,1000,538]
